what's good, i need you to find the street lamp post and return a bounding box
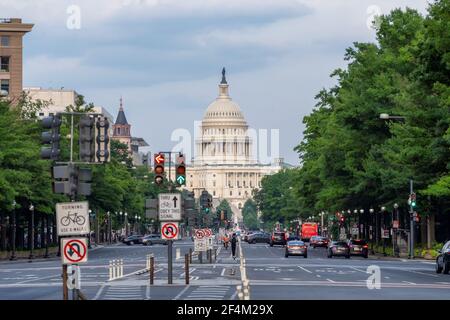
[29,204,35,261]
[10,200,17,261]
[359,209,364,239]
[125,212,128,237]
[393,203,399,257]
[369,208,375,254]
[107,211,111,245]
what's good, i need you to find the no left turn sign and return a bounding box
[62,238,88,264]
[161,222,179,240]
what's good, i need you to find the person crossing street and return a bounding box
[231,233,238,260]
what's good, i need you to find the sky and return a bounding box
[1,0,430,165]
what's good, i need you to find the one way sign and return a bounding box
[158,193,182,221]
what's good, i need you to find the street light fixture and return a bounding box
[29,204,35,261]
[379,113,406,121]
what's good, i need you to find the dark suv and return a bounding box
[436,240,450,274]
[348,239,369,258]
[123,235,143,245]
[270,232,287,247]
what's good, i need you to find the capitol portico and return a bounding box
[186,69,288,221]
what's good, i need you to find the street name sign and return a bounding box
[158,193,181,221]
[62,238,88,264]
[161,222,179,240]
[56,201,90,236]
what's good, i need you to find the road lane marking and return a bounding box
[316,275,321,278]
[350,267,367,273]
[408,270,439,278]
[221,268,226,276]
[402,281,416,285]
[326,279,335,283]
[298,266,313,273]
[173,285,191,300]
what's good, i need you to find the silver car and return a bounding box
[142,234,167,246]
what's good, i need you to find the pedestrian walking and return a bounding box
[231,233,237,259]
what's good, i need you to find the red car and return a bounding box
[310,236,329,248]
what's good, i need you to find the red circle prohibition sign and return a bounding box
[64,239,87,263]
[195,229,205,239]
[162,223,178,239]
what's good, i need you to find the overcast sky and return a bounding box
[1,0,430,165]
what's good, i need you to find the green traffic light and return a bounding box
[411,201,416,207]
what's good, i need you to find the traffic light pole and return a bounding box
[409,179,414,259]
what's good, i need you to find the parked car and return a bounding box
[310,236,329,248]
[436,240,450,274]
[285,240,308,258]
[270,231,287,247]
[247,232,271,244]
[348,239,369,258]
[327,241,350,259]
[122,235,143,245]
[142,234,167,246]
[244,230,258,242]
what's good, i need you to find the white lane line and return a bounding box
[402,281,416,285]
[326,279,335,283]
[298,266,313,274]
[221,268,226,276]
[93,283,106,300]
[316,275,321,278]
[230,290,238,300]
[350,267,367,273]
[173,285,191,300]
[409,270,439,278]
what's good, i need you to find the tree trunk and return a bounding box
[1,212,6,251]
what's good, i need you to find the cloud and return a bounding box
[8,0,431,164]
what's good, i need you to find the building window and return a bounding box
[230,191,232,196]
[39,112,44,117]
[1,36,10,47]
[239,192,241,196]
[118,127,121,135]
[213,181,216,187]
[213,191,216,196]
[0,80,9,95]
[0,56,9,72]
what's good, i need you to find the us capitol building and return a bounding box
[186,69,290,221]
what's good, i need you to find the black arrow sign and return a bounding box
[68,243,80,257]
[173,196,178,208]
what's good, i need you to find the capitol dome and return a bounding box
[194,68,255,166]
[202,68,247,126]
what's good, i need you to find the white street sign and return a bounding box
[62,238,88,265]
[56,201,90,236]
[158,193,181,221]
[207,237,213,250]
[195,238,207,252]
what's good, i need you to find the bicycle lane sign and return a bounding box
[56,201,90,236]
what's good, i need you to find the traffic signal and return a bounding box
[154,153,165,185]
[340,215,345,224]
[94,116,110,163]
[410,193,416,208]
[175,153,186,186]
[41,114,62,160]
[79,115,95,162]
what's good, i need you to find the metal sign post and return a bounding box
[161,222,179,284]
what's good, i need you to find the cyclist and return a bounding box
[223,233,230,250]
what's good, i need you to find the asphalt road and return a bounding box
[0,238,449,300]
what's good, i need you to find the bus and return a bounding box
[301,223,318,241]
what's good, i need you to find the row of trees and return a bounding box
[0,94,174,253]
[254,1,450,243]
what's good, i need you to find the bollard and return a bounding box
[150,255,154,285]
[199,251,203,264]
[112,260,117,279]
[119,259,123,277]
[209,249,212,264]
[176,248,181,260]
[109,261,113,280]
[189,248,192,264]
[185,253,189,285]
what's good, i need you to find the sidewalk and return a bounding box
[369,252,429,262]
